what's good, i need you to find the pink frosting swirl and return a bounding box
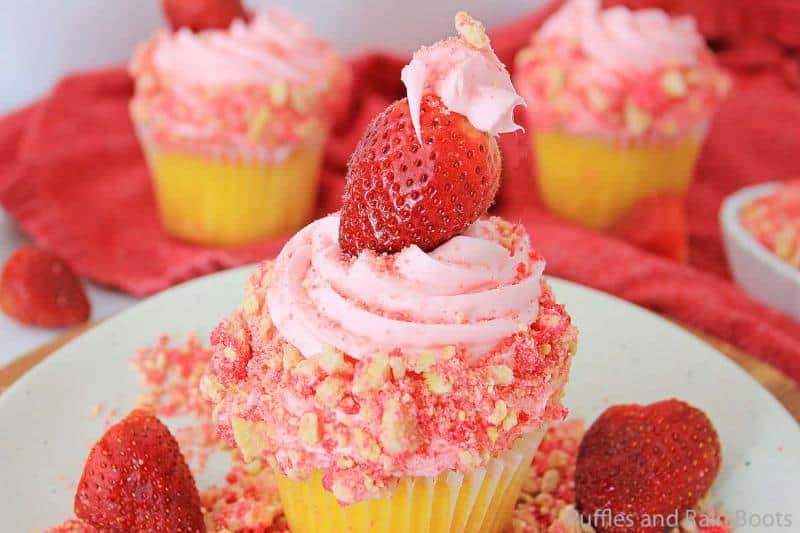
[400,12,523,141]
[267,214,544,361]
[514,0,729,140]
[130,8,350,159]
[538,0,703,73]
[152,8,338,86]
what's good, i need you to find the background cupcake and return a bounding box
[514,0,729,260]
[130,7,351,247]
[203,14,577,533]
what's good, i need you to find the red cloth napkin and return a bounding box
[2,0,800,381]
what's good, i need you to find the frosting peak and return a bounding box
[401,12,524,141]
[513,0,729,140]
[538,0,703,73]
[151,8,336,86]
[129,8,351,160]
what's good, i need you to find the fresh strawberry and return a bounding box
[339,94,502,255]
[0,247,90,328]
[74,409,206,532]
[609,195,687,261]
[162,0,249,32]
[575,399,721,533]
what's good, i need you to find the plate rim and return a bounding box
[1,265,796,428]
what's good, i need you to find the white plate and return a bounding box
[1,268,798,531]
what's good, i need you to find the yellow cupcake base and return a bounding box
[534,131,702,231]
[275,430,545,533]
[143,144,324,247]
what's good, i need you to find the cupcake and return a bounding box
[514,0,729,260]
[203,13,577,533]
[130,7,351,247]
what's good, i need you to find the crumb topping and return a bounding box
[740,181,800,269]
[205,258,577,503]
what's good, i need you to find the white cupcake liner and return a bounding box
[276,428,547,533]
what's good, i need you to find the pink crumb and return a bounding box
[57,475,75,490]
[130,335,222,471]
[101,407,118,429]
[201,461,288,532]
[47,335,734,533]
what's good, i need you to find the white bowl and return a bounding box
[720,182,800,321]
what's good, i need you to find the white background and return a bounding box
[0,0,542,364]
[0,0,543,113]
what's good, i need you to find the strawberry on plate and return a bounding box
[0,247,90,328]
[575,399,722,533]
[162,0,249,32]
[339,94,502,255]
[74,409,206,532]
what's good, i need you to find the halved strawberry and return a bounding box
[74,409,206,532]
[575,399,722,533]
[339,94,502,255]
[162,0,249,32]
[0,247,90,328]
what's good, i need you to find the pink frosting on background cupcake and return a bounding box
[514,0,730,141]
[130,8,351,160]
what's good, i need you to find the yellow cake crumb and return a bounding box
[488,400,508,425]
[315,376,345,407]
[389,356,406,380]
[318,347,351,375]
[624,101,652,136]
[299,413,319,446]
[661,70,688,97]
[269,80,288,106]
[489,365,514,385]
[199,374,224,403]
[380,398,419,454]
[412,351,437,373]
[455,11,490,49]
[424,371,452,394]
[353,428,382,461]
[231,417,269,463]
[282,344,302,370]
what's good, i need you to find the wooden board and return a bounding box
[1,323,798,422]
